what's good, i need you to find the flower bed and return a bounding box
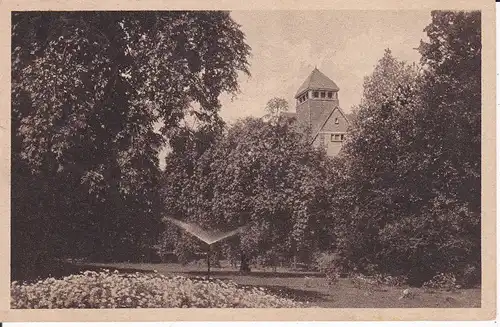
[11,270,304,308]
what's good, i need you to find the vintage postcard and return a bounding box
[0,0,496,322]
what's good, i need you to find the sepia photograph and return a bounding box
[3,1,496,322]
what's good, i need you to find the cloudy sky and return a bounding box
[218,10,433,122]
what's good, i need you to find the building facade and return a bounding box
[286,68,350,156]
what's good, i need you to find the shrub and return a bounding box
[349,273,408,289]
[11,270,304,308]
[422,273,459,291]
[376,203,480,286]
[312,253,344,285]
[152,230,176,263]
[312,252,339,273]
[331,200,480,286]
[372,274,408,287]
[458,264,480,288]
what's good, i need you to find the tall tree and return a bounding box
[263,97,289,124]
[411,10,481,284]
[163,116,334,271]
[330,11,481,285]
[417,10,481,213]
[329,49,423,276]
[11,11,250,279]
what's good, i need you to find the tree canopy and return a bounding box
[264,97,289,124]
[162,116,335,270]
[12,11,251,279]
[328,11,481,285]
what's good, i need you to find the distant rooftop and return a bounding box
[295,68,340,98]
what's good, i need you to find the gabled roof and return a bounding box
[311,106,350,143]
[295,68,340,98]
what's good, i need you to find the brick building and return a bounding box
[284,68,350,157]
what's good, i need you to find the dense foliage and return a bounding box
[328,11,481,286]
[12,10,481,291]
[11,270,303,308]
[12,11,250,279]
[162,117,335,270]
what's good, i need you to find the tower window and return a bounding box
[320,91,326,98]
[331,134,345,142]
[328,91,333,98]
[313,91,319,98]
[335,118,339,124]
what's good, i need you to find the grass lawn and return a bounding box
[81,261,481,308]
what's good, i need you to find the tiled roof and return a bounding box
[295,68,340,98]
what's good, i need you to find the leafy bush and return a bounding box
[152,230,176,263]
[311,252,343,285]
[372,274,408,287]
[254,249,284,271]
[331,203,480,286]
[458,264,480,288]
[422,273,459,291]
[11,270,304,308]
[312,252,339,273]
[377,201,480,286]
[348,273,408,289]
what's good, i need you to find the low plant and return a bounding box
[372,274,408,287]
[458,264,480,288]
[313,252,340,273]
[348,273,408,290]
[313,252,342,286]
[11,270,305,309]
[422,273,459,291]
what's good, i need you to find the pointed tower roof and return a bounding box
[295,68,340,98]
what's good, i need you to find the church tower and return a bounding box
[294,68,349,156]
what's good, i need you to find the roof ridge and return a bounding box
[295,68,339,98]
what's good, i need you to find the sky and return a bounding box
[218,10,433,122]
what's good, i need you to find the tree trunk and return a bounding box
[240,253,251,273]
[207,246,211,279]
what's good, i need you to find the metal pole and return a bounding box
[207,244,211,279]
